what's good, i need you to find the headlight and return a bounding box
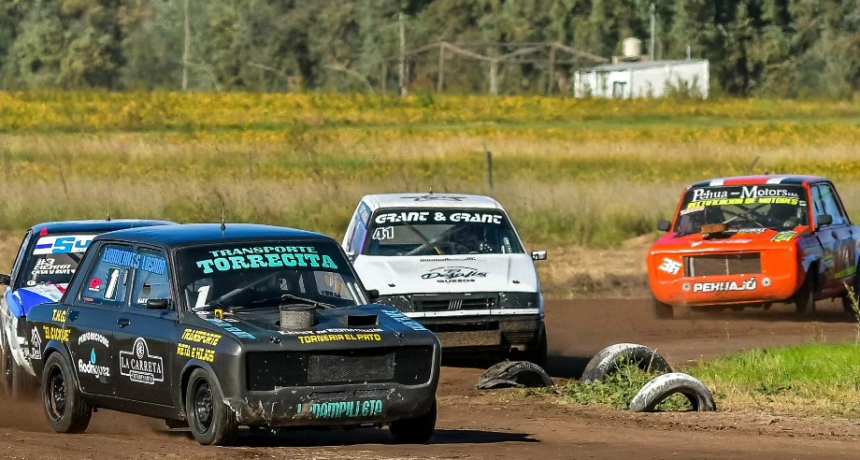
[374,295,414,312]
[498,292,540,309]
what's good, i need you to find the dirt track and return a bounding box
[2,298,859,460]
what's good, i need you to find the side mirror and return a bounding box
[0,274,10,285]
[817,214,833,227]
[657,220,672,232]
[531,251,547,261]
[367,289,380,301]
[145,298,171,310]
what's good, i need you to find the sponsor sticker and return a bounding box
[42,325,70,342]
[33,235,95,255]
[101,248,167,275]
[119,338,164,385]
[30,327,42,360]
[181,329,222,346]
[78,348,110,378]
[693,277,757,293]
[658,258,682,276]
[297,333,382,345]
[78,332,110,347]
[31,258,74,276]
[381,309,427,331]
[206,318,256,340]
[772,231,798,243]
[176,343,215,362]
[195,246,338,275]
[297,399,384,419]
[421,266,488,283]
[52,309,67,324]
[375,210,503,225]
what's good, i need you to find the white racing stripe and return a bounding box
[766,177,786,184]
[709,179,725,186]
[403,308,541,318]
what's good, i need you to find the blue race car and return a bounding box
[0,219,173,396]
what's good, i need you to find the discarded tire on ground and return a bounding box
[630,372,716,412]
[580,343,672,384]
[476,361,553,390]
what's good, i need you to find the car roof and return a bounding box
[93,223,334,250]
[361,193,504,211]
[689,175,828,188]
[30,219,175,236]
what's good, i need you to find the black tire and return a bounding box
[520,324,548,368]
[0,333,11,396]
[12,359,39,400]
[652,296,673,319]
[476,360,553,390]
[389,400,436,444]
[581,343,672,385]
[842,266,860,316]
[630,372,716,412]
[795,272,816,317]
[41,353,92,433]
[185,368,238,446]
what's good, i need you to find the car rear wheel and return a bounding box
[185,369,237,446]
[842,265,860,316]
[652,296,673,319]
[795,272,816,317]
[42,353,92,433]
[389,400,436,444]
[1,333,11,396]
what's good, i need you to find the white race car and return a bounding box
[342,193,547,365]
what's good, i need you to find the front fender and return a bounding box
[174,359,220,420]
[35,340,76,385]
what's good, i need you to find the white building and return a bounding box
[573,59,710,99]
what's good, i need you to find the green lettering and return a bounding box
[305,254,321,267]
[322,255,338,269]
[196,260,215,274]
[265,254,283,267]
[213,258,230,271]
[247,254,265,268]
[281,254,297,267]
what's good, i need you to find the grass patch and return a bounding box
[542,344,860,418]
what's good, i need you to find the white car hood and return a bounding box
[353,254,538,295]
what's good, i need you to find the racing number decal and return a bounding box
[658,258,682,276]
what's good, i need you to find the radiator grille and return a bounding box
[687,253,761,277]
[246,347,433,391]
[412,294,496,312]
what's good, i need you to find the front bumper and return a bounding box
[408,313,543,351]
[226,383,436,427]
[653,273,799,307]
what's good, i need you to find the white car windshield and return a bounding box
[364,209,524,256]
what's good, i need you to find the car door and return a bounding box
[110,245,175,407]
[67,242,127,397]
[818,183,856,292]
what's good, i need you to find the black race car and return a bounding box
[26,224,440,445]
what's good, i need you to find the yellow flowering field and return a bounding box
[0,92,858,250]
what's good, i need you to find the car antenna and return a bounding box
[106,212,111,222]
[429,187,433,195]
[220,208,226,235]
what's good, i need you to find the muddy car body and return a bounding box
[342,193,547,365]
[0,220,174,396]
[648,176,860,318]
[25,224,440,445]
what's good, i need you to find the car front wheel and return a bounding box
[185,369,237,446]
[389,400,437,444]
[42,353,91,433]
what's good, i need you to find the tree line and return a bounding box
[0,0,857,97]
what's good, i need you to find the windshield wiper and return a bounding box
[250,293,337,310]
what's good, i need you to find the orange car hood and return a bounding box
[649,226,810,254]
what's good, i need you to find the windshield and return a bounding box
[176,241,363,311]
[364,209,524,257]
[674,185,809,235]
[17,233,96,289]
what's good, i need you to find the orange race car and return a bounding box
[648,175,860,318]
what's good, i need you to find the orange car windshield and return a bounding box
[674,185,809,235]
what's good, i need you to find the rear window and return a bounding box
[17,234,96,289]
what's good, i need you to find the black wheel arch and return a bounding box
[177,361,220,420]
